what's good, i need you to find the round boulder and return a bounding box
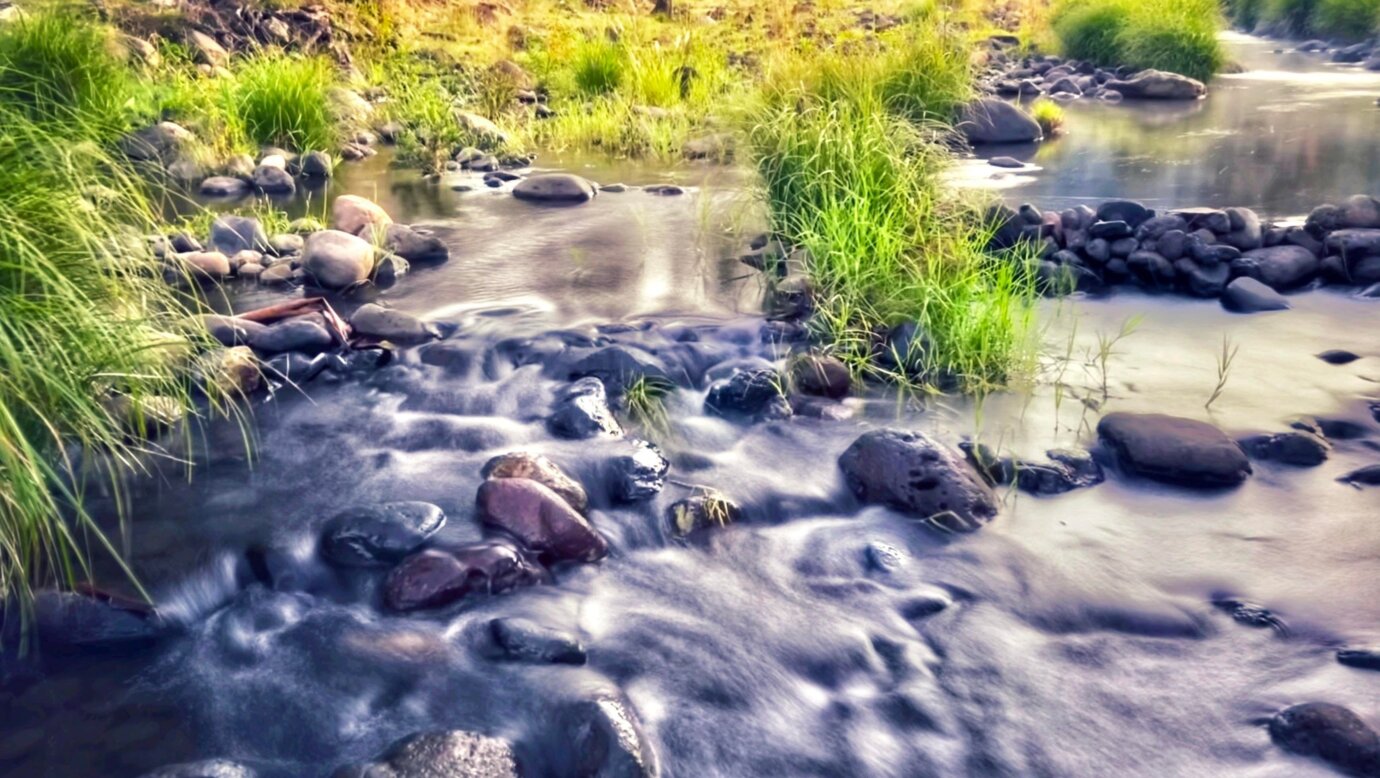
[957,98,1042,145]
[302,230,375,289]
[1269,702,1380,776]
[331,194,393,237]
[1097,412,1251,487]
[838,429,998,532]
[320,501,446,567]
[513,173,597,204]
[476,478,608,562]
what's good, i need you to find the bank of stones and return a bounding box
[979,42,1207,105]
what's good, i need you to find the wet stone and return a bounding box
[839,429,998,532]
[791,354,851,399]
[669,491,742,535]
[482,452,590,515]
[705,368,791,422]
[1318,349,1361,365]
[1238,431,1330,467]
[1097,412,1251,488]
[567,347,672,397]
[559,695,661,778]
[610,439,670,502]
[549,376,624,439]
[1337,648,1380,671]
[512,173,596,203]
[140,759,257,778]
[488,617,587,665]
[334,729,519,778]
[1269,702,1380,776]
[249,317,334,355]
[320,501,446,567]
[1338,464,1380,487]
[210,215,269,255]
[349,304,439,344]
[384,545,546,612]
[1222,277,1290,313]
[476,478,608,562]
[33,590,165,652]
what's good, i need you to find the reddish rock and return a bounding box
[476,478,608,562]
[384,545,546,612]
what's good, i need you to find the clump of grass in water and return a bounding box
[622,376,674,441]
[1030,97,1065,136]
[230,53,339,152]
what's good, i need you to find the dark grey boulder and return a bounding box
[1105,69,1205,99]
[251,164,295,194]
[1234,245,1319,289]
[250,317,334,355]
[1089,220,1133,240]
[488,618,587,665]
[1338,648,1380,671]
[559,695,661,778]
[610,439,670,502]
[197,314,267,346]
[1326,228,1380,258]
[349,303,440,343]
[334,729,520,778]
[1339,464,1380,487]
[549,376,623,439]
[1097,200,1152,229]
[1180,259,1230,297]
[1269,702,1380,777]
[513,173,596,203]
[1221,207,1262,251]
[1238,431,1330,467]
[33,590,165,652]
[1338,194,1380,228]
[957,98,1042,144]
[839,429,998,532]
[321,502,445,567]
[199,176,251,198]
[705,368,791,422]
[1097,412,1251,487]
[210,215,269,255]
[1221,277,1290,313]
[299,150,333,178]
[1318,349,1361,365]
[791,354,851,399]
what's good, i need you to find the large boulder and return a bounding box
[1326,228,1380,258]
[210,215,269,255]
[1221,277,1290,313]
[384,544,545,611]
[302,230,375,289]
[1234,245,1318,289]
[838,429,998,532]
[476,478,608,562]
[1105,69,1206,99]
[334,730,519,778]
[957,98,1042,145]
[320,501,446,567]
[1097,412,1251,487]
[331,194,393,237]
[1269,702,1380,777]
[349,303,439,343]
[513,173,597,204]
[482,452,590,514]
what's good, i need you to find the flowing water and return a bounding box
[3,35,1380,778]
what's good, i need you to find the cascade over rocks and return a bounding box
[1097,412,1252,487]
[839,429,998,532]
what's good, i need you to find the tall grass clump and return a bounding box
[572,38,627,97]
[1310,0,1380,40]
[1051,0,1224,81]
[0,12,138,139]
[1262,0,1316,32]
[748,69,1035,389]
[1223,0,1268,29]
[1030,97,1065,135]
[230,53,338,152]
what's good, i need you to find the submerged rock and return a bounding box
[488,617,587,665]
[1269,702,1380,776]
[335,729,520,778]
[705,368,791,422]
[1239,431,1330,467]
[1097,412,1251,487]
[1337,648,1380,671]
[957,97,1042,144]
[838,429,998,532]
[1105,69,1205,100]
[549,376,623,439]
[610,440,670,502]
[559,695,661,778]
[384,545,546,611]
[513,173,596,203]
[32,590,165,652]
[320,501,446,567]
[349,303,439,343]
[1338,464,1380,487]
[1221,277,1290,313]
[476,478,608,562]
[1317,349,1362,365]
[482,452,590,515]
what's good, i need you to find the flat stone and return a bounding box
[513,173,596,203]
[349,303,439,343]
[1098,412,1251,487]
[321,501,446,567]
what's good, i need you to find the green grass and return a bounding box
[572,37,626,97]
[0,12,138,139]
[1262,0,1317,31]
[1310,0,1380,39]
[1050,0,1224,81]
[1030,97,1065,135]
[622,376,674,441]
[230,53,339,152]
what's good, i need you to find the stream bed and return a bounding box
[2,34,1379,778]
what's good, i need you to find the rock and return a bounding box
[1219,207,1262,251]
[299,150,333,178]
[1269,703,1380,776]
[989,156,1024,168]
[1180,259,1231,297]
[249,317,334,355]
[372,255,410,286]
[349,304,439,343]
[1097,200,1152,229]
[1017,449,1106,495]
[33,590,164,652]
[1097,412,1251,487]
[1221,277,1290,313]
[199,176,250,197]
[482,452,590,515]
[838,429,998,532]
[179,251,231,280]
[683,132,734,160]
[669,491,742,535]
[791,354,851,398]
[1089,220,1134,240]
[122,122,193,163]
[1105,69,1205,99]
[705,369,791,421]
[513,173,597,203]
[140,759,255,778]
[611,440,670,502]
[1239,431,1330,467]
[251,165,295,194]
[454,110,509,145]
[476,478,608,562]
[1338,648,1380,671]
[187,30,228,67]
[371,224,449,263]
[488,618,586,665]
[1338,464,1380,487]
[258,263,297,286]
[559,695,660,778]
[332,195,393,237]
[384,545,545,611]
[210,215,269,255]
[1318,349,1362,365]
[1234,245,1318,289]
[957,98,1042,144]
[337,729,520,778]
[197,314,267,346]
[568,347,671,396]
[1326,228,1380,258]
[1338,194,1380,228]
[201,346,261,395]
[321,502,446,567]
[549,377,623,439]
[269,233,304,256]
[302,230,375,289]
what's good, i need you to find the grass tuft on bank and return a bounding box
[1050,0,1224,81]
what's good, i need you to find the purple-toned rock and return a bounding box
[476,478,608,562]
[384,545,546,612]
[481,452,590,515]
[1097,412,1251,487]
[1269,702,1380,776]
[838,429,998,532]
